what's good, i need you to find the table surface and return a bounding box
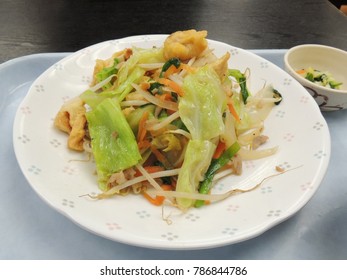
[0,0,346,63]
[1,0,347,260]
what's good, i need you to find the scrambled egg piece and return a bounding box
[54,97,86,151]
[164,29,208,61]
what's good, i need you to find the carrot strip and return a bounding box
[155,93,175,115]
[150,146,170,167]
[143,184,172,206]
[158,78,184,97]
[143,165,164,173]
[164,65,180,78]
[137,111,149,142]
[296,69,306,75]
[164,64,195,78]
[227,102,241,123]
[140,82,150,91]
[137,140,151,150]
[157,92,173,102]
[134,165,164,177]
[213,141,226,159]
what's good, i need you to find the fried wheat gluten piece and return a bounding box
[54,97,86,151]
[163,29,208,61]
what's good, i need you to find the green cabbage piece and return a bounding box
[151,133,182,153]
[176,66,227,209]
[116,47,164,89]
[175,140,216,209]
[113,66,146,101]
[179,66,226,140]
[86,98,142,190]
[80,66,145,108]
[80,89,114,110]
[125,104,155,135]
[95,58,119,89]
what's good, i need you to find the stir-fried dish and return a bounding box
[54,30,282,210]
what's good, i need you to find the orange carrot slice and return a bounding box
[213,141,226,159]
[227,102,241,123]
[158,78,184,97]
[143,184,172,206]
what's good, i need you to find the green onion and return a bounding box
[228,69,250,104]
[195,141,240,208]
[159,57,181,78]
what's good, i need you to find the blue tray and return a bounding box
[1,51,346,259]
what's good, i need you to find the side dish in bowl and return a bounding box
[284,44,347,111]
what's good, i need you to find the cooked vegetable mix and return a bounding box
[297,67,343,89]
[54,30,282,210]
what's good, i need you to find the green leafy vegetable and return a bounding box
[176,66,227,209]
[148,82,163,94]
[305,72,315,82]
[228,69,250,104]
[116,47,164,88]
[175,140,216,209]
[82,67,146,106]
[195,141,240,207]
[126,104,155,135]
[113,66,146,101]
[151,133,182,152]
[86,98,142,190]
[179,66,226,140]
[80,89,114,109]
[95,58,119,89]
[160,57,181,78]
[299,67,343,89]
[329,80,343,89]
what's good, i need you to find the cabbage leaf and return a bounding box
[176,66,227,209]
[86,98,142,190]
[179,66,226,140]
[175,140,216,209]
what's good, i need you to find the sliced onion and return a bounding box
[167,73,183,86]
[238,146,278,160]
[89,74,117,92]
[146,111,180,131]
[165,129,192,140]
[237,127,262,146]
[137,63,164,70]
[120,100,149,107]
[179,57,196,77]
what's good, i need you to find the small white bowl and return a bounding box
[284,44,347,111]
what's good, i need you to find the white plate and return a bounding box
[13,35,330,250]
